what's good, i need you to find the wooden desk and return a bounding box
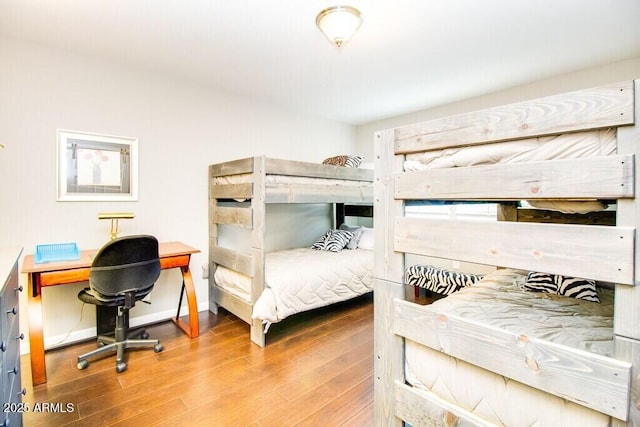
[22,241,200,385]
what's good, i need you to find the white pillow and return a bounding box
[357,227,374,250]
[339,224,364,249]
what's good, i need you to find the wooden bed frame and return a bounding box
[208,156,373,346]
[373,80,640,425]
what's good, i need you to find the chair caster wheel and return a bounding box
[116,362,127,373]
[153,343,163,353]
[141,331,149,339]
[77,360,88,370]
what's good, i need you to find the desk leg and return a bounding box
[27,273,47,385]
[172,266,199,338]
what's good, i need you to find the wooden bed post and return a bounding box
[374,129,405,426]
[251,156,267,347]
[612,79,640,427]
[208,164,219,315]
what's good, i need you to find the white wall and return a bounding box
[0,37,356,353]
[355,57,640,159]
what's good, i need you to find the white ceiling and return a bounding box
[1,0,639,125]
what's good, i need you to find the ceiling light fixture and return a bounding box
[316,5,362,48]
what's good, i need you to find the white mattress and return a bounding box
[213,247,373,325]
[403,129,616,214]
[405,269,614,426]
[403,128,616,171]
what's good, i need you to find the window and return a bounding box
[405,202,497,221]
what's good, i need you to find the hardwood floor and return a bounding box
[20,294,374,427]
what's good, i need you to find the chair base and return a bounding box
[77,308,163,373]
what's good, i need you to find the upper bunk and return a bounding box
[209,155,373,205]
[377,80,637,285]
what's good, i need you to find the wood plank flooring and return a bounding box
[20,294,374,427]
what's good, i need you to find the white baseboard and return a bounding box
[33,300,209,354]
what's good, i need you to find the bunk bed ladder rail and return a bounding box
[208,157,264,344]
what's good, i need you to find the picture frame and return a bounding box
[56,130,139,201]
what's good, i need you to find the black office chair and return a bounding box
[77,235,163,373]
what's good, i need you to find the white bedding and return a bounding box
[403,129,616,214]
[405,269,614,425]
[404,128,616,171]
[213,247,373,326]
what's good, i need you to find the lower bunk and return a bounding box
[213,245,373,330]
[388,268,630,426]
[211,222,374,345]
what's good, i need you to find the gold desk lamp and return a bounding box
[98,212,135,240]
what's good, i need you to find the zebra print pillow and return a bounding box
[311,229,354,252]
[338,224,364,249]
[322,155,364,168]
[524,272,600,302]
[405,265,484,296]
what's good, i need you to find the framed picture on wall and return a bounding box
[56,130,138,201]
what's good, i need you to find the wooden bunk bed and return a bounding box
[209,156,374,347]
[374,80,640,426]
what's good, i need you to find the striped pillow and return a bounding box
[524,272,600,302]
[322,155,364,168]
[311,229,354,252]
[311,231,332,250]
[338,224,364,249]
[405,265,484,296]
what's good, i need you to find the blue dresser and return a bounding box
[1,248,24,427]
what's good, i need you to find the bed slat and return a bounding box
[209,157,254,177]
[264,184,373,203]
[395,382,496,427]
[210,285,253,323]
[395,81,634,154]
[211,205,252,228]
[395,217,634,284]
[265,157,373,181]
[394,299,632,420]
[395,154,634,200]
[516,208,616,225]
[210,183,253,200]
[210,246,253,277]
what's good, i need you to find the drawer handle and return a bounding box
[14,285,23,292]
[6,307,16,316]
[0,341,5,352]
[17,388,26,397]
[15,333,24,341]
[8,366,18,375]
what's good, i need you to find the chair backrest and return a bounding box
[90,235,161,296]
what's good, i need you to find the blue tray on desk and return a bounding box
[35,243,80,264]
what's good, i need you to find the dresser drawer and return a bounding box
[2,364,16,407]
[1,313,20,361]
[1,315,19,364]
[0,275,19,326]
